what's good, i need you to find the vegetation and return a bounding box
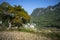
[0,2,30,28]
[0,28,60,40]
[0,2,60,40]
[18,27,36,33]
[31,2,60,29]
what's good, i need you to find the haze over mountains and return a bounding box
[31,2,60,28]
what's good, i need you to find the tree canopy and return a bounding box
[0,2,30,27]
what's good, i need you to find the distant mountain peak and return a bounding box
[31,2,60,28]
[31,2,60,17]
[53,2,60,8]
[58,2,60,5]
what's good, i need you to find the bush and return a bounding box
[18,27,36,33]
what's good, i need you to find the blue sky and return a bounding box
[0,0,60,15]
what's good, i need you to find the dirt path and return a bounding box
[0,31,51,40]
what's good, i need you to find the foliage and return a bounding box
[0,2,30,27]
[18,27,36,33]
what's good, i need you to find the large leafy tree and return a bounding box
[0,2,30,27]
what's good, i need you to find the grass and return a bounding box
[42,32,60,40]
[0,27,60,40]
[18,27,60,40]
[36,28,60,40]
[18,27,36,33]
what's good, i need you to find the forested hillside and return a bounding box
[31,2,60,28]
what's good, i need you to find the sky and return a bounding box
[0,0,60,15]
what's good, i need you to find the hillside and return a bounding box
[31,2,60,28]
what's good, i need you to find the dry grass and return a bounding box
[0,28,60,40]
[0,31,51,40]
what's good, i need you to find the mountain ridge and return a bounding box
[31,2,60,28]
